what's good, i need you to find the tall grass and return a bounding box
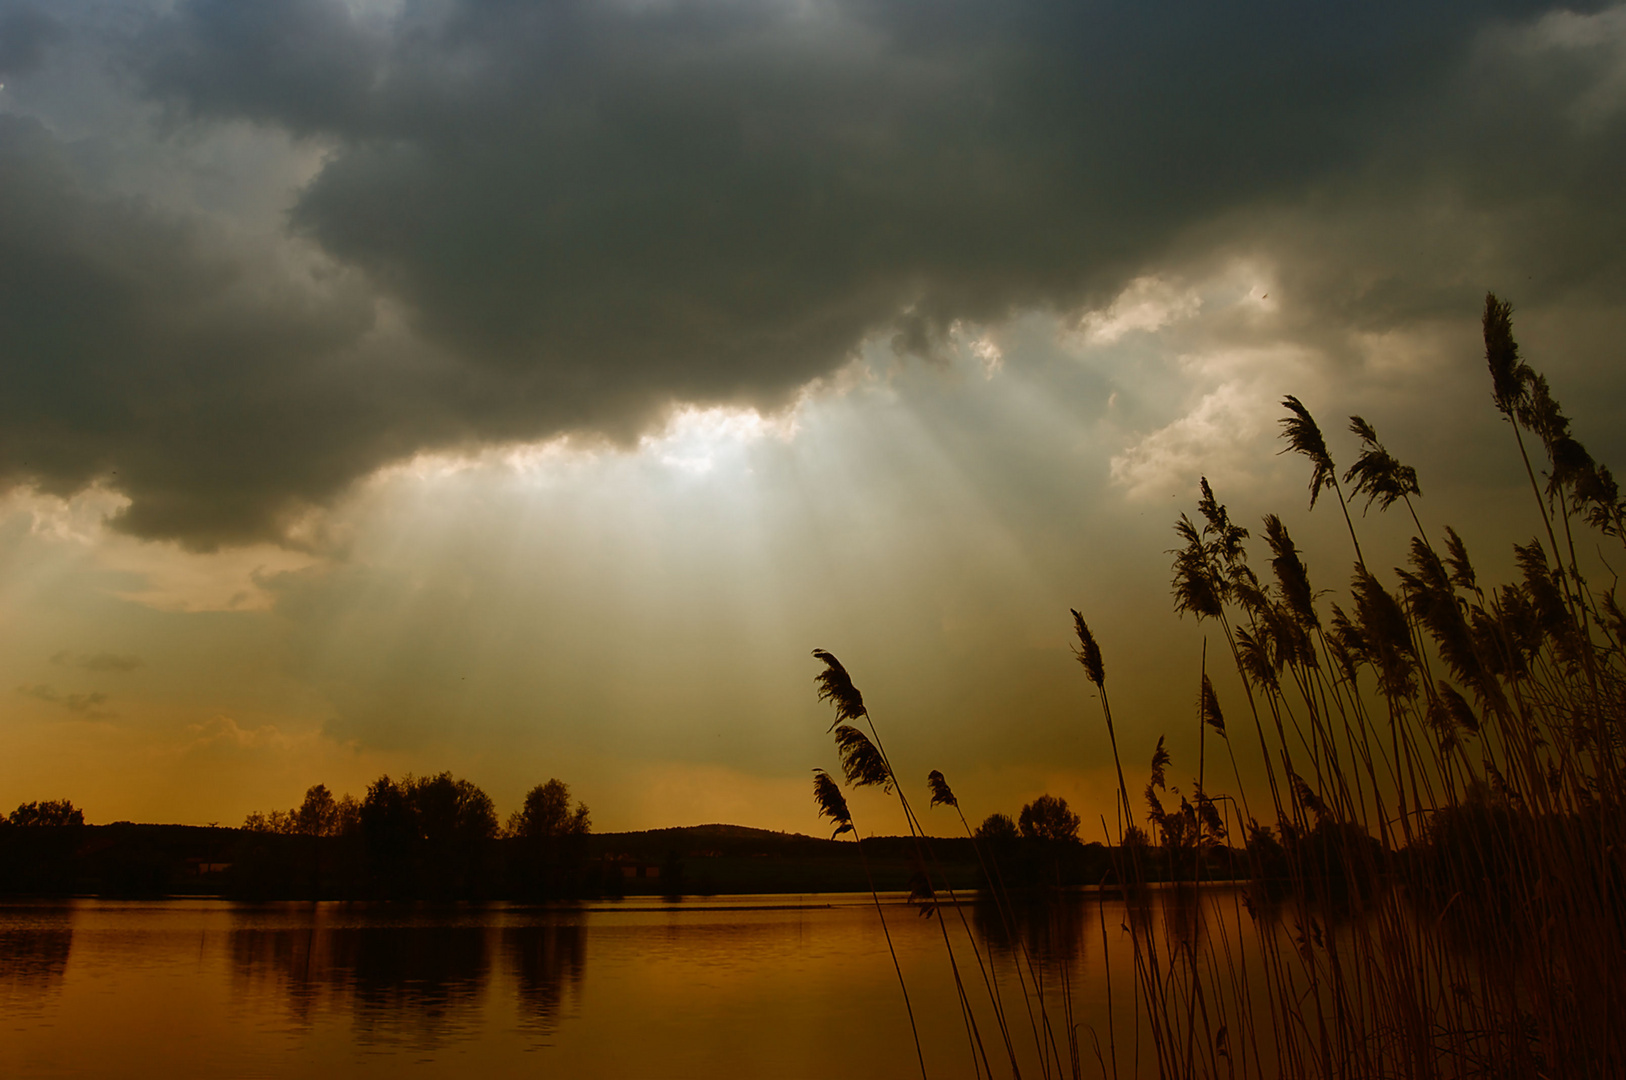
[1078,292,1626,1078]
[816,293,1624,1079]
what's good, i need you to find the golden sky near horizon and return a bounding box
[2,1,1625,835]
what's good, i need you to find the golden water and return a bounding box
[0,892,1228,1079]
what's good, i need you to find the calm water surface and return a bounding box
[0,892,1219,1079]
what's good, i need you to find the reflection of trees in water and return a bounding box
[333,926,493,1046]
[502,923,585,1032]
[227,912,591,1047]
[969,886,1245,987]
[229,916,493,1048]
[1150,884,1207,952]
[972,892,1091,976]
[0,910,74,1011]
[229,924,332,1026]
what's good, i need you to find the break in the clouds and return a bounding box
[1,0,1624,546]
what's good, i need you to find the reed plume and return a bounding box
[1343,416,1421,516]
[1442,526,1478,593]
[1073,607,1134,832]
[1148,736,1171,793]
[1171,517,1226,620]
[1199,674,1225,739]
[835,725,894,791]
[1071,609,1106,686]
[1262,514,1317,631]
[812,769,855,838]
[1484,292,1532,417]
[1279,395,1336,509]
[812,648,868,729]
[1280,396,1368,567]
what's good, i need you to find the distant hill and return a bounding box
[590,823,844,858]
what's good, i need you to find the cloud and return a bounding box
[0,2,62,79]
[182,714,304,752]
[50,651,143,672]
[17,683,112,718]
[1075,277,1204,347]
[1110,379,1271,501]
[0,1,1623,546]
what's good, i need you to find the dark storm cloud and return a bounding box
[2,0,1622,545]
[0,111,388,546]
[0,2,62,79]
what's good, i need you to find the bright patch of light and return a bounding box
[947,321,1005,378]
[1074,275,1203,346]
[640,404,799,475]
[1108,343,1318,500]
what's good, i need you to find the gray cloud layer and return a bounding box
[2,0,1622,546]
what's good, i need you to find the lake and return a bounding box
[0,890,1216,1079]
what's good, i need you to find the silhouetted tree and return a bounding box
[507,779,591,899]
[361,775,416,897]
[408,773,498,846]
[295,784,339,837]
[405,773,498,899]
[1018,794,1080,843]
[7,800,84,827]
[975,811,1019,843]
[508,780,591,839]
[335,794,362,836]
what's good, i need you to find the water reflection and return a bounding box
[502,923,585,1033]
[972,890,1091,973]
[226,908,586,1047]
[0,906,74,1013]
[0,894,1269,1078]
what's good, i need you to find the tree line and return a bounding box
[243,773,590,840]
[1,800,84,828]
[230,773,594,900]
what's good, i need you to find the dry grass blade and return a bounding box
[812,648,868,729]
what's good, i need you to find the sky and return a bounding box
[2,0,1625,835]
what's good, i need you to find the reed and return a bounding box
[813,649,1012,1079]
[821,293,1623,1079]
[1074,293,1626,1078]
